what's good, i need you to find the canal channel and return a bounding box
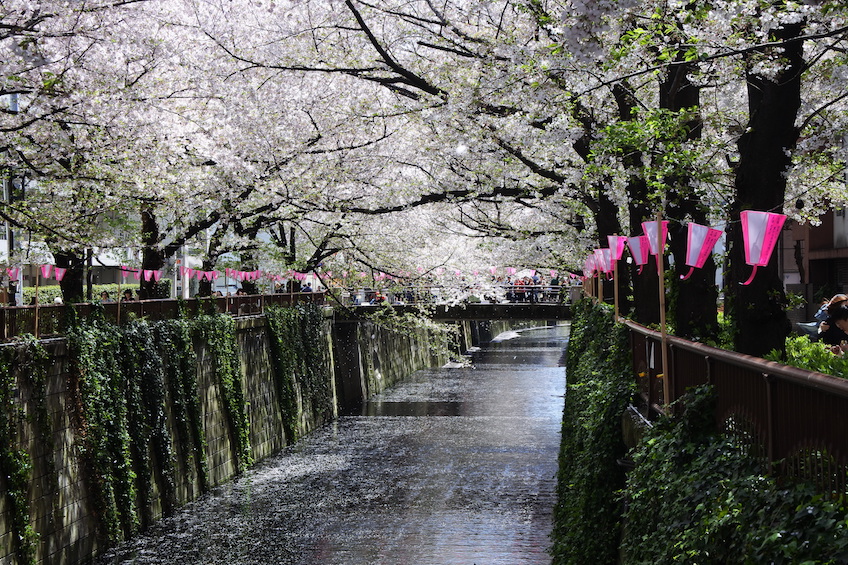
[96,323,568,564]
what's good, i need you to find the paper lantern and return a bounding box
[641,220,669,256]
[583,255,597,279]
[40,264,52,278]
[740,210,786,285]
[594,248,613,275]
[7,267,20,282]
[607,236,627,261]
[627,235,651,274]
[53,267,66,282]
[680,223,723,280]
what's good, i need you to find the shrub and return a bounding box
[551,299,634,564]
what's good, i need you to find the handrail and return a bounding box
[624,319,848,399]
[0,291,326,342]
[624,318,848,493]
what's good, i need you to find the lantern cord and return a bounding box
[741,265,758,286]
[680,266,694,280]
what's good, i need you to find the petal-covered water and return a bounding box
[97,324,568,564]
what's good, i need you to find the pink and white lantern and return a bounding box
[627,235,651,274]
[680,223,723,280]
[740,210,786,285]
[594,248,613,277]
[607,236,627,263]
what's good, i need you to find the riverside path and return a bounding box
[96,323,568,565]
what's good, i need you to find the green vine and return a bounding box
[0,336,50,565]
[622,385,848,564]
[153,319,208,491]
[67,316,138,543]
[193,314,252,472]
[265,303,332,443]
[551,298,634,565]
[121,321,177,527]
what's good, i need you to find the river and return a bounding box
[96,323,568,565]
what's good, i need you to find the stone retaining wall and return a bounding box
[0,315,518,564]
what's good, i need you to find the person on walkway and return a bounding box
[122,289,135,302]
[818,301,848,352]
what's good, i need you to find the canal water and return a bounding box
[97,323,568,565]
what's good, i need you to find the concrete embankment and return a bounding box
[0,312,536,565]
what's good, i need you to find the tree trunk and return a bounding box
[614,83,660,325]
[139,205,169,299]
[727,21,804,356]
[661,55,719,340]
[53,248,86,303]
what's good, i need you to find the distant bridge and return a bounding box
[345,302,572,321]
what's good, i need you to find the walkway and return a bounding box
[96,324,568,564]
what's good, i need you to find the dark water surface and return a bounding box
[97,324,568,565]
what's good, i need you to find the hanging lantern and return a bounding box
[583,255,597,279]
[740,210,786,285]
[641,220,669,255]
[680,223,723,280]
[627,235,651,274]
[607,236,627,262]
[594,248,613,276]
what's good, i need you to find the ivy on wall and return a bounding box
[553,300,848,564]
[265,304,332,443]
[551,299,634,565]
[121,321,177,527]
[153,319,208,491]
[622,385,848,564]
[0,336,50,565]
[193,314,252,472]
[67,316,139,543]
[66,310,209,543]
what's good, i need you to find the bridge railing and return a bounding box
[338,284,583,306]
[626,319,848,494]
[0,291,325,342]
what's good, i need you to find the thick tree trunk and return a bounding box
[727,21,804,356]
[661,56,719,340]
[53,248,86,303]
[139,205,168,299]
[614,84,660,325]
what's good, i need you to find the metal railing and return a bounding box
[338,284,583,306]
[0,291,325,342]
[627,319,848,493]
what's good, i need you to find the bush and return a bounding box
[622,385,848,564]
[765,335,848,378]
[551,299,634,564]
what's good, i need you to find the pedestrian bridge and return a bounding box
[344,302,572,321]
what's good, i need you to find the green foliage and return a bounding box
[0,336,50,565]
[622,385,848,564]
[366,303,457,359]
[703,309,736,350]
[23,283,140,305]
[67,316,139,543]
[265,303,332,443]
[193,314,252,471]
[121,320,177,526]
[153,319,208,491]
[552,299,634,564]
[66,312,207,543]
[765,335,848,378]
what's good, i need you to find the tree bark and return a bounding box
[661,55,719,340]
[727,21,804,356]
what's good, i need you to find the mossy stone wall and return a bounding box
[0,311,467,565]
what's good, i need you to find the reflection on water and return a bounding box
[96,324,568,565]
